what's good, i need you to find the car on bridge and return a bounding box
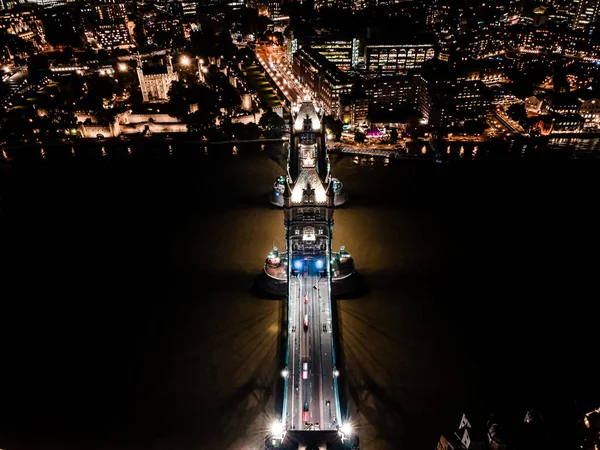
[302,362,308,379]
[304,295,309,304]
[303,402,309,422]
[303,314,309,329]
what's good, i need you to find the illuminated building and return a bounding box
[574,0,600,34]
[80,2,131,49]
[313,0,352,10]
[289,37,359,71]
[292,46,353,117]
[94,22,132,48]
[578,98,600,129]
[271,0,282,17]
[143,14,183,44]
[17,0,66,7]
[0,9,46,46]
[364,42,436,76]
[166,0,197,20]
[227,0,244,9]
[136,55,179,103]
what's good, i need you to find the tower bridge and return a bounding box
[262,98,359,450]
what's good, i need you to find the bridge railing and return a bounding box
[327,234,343,425]
[282,238,292,426]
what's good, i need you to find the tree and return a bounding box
[354,131,366,144]
[553,69,569,93]
[259,108,285,129]
[324,115,343,141]
[463,120,489,135]
[506,103,527,124]
[166,80,191,120]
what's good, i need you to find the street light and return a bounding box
[340,422,352,436]
[281,368,289,378]
[118,63,128,72]
[180,55,191,66]
[269,420,285,438]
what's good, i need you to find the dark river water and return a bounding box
[0,141,599,450]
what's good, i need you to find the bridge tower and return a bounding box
[283,99,335,261]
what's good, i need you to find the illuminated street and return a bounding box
[255,45,312,105]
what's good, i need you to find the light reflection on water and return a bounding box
[5,136,600,164]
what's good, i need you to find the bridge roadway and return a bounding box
[287,264,338,431]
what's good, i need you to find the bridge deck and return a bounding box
[286,268,340,431]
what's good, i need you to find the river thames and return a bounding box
[0,140,598,450]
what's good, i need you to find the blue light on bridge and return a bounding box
[293,259,303,270]
[315,259,324,269]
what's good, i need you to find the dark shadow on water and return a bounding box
[332,272,368,300]
[250,273,287,300]
[274,293,288,421]
[330,293,349,423]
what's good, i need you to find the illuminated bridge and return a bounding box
[262,99,359,450]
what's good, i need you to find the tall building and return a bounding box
[574,0,600,34]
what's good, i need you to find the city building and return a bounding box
[143,13,183,45]
[578,98,600,128]
[363,42,436,76]
[289,37,359,71]
[16,0,66,7]
[82,2,128,24]
[136,54,179,102]
[266,0,281,18]
[350,75,417,122]
[574,0,600,34]
[93,22,132,48]
[81,2,132,49]
[0,8,46,47]
[166,0,197,21]
[313,0,352,11]
[292,46,353,117]
[524,95,547,115]
[415,61,492,127]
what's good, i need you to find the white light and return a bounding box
[118,63,128,72]
[281,369,289,378]
[270,420,285,437]
[333,369,340,377]
[340,422,352,436]
[180,55,191,66]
